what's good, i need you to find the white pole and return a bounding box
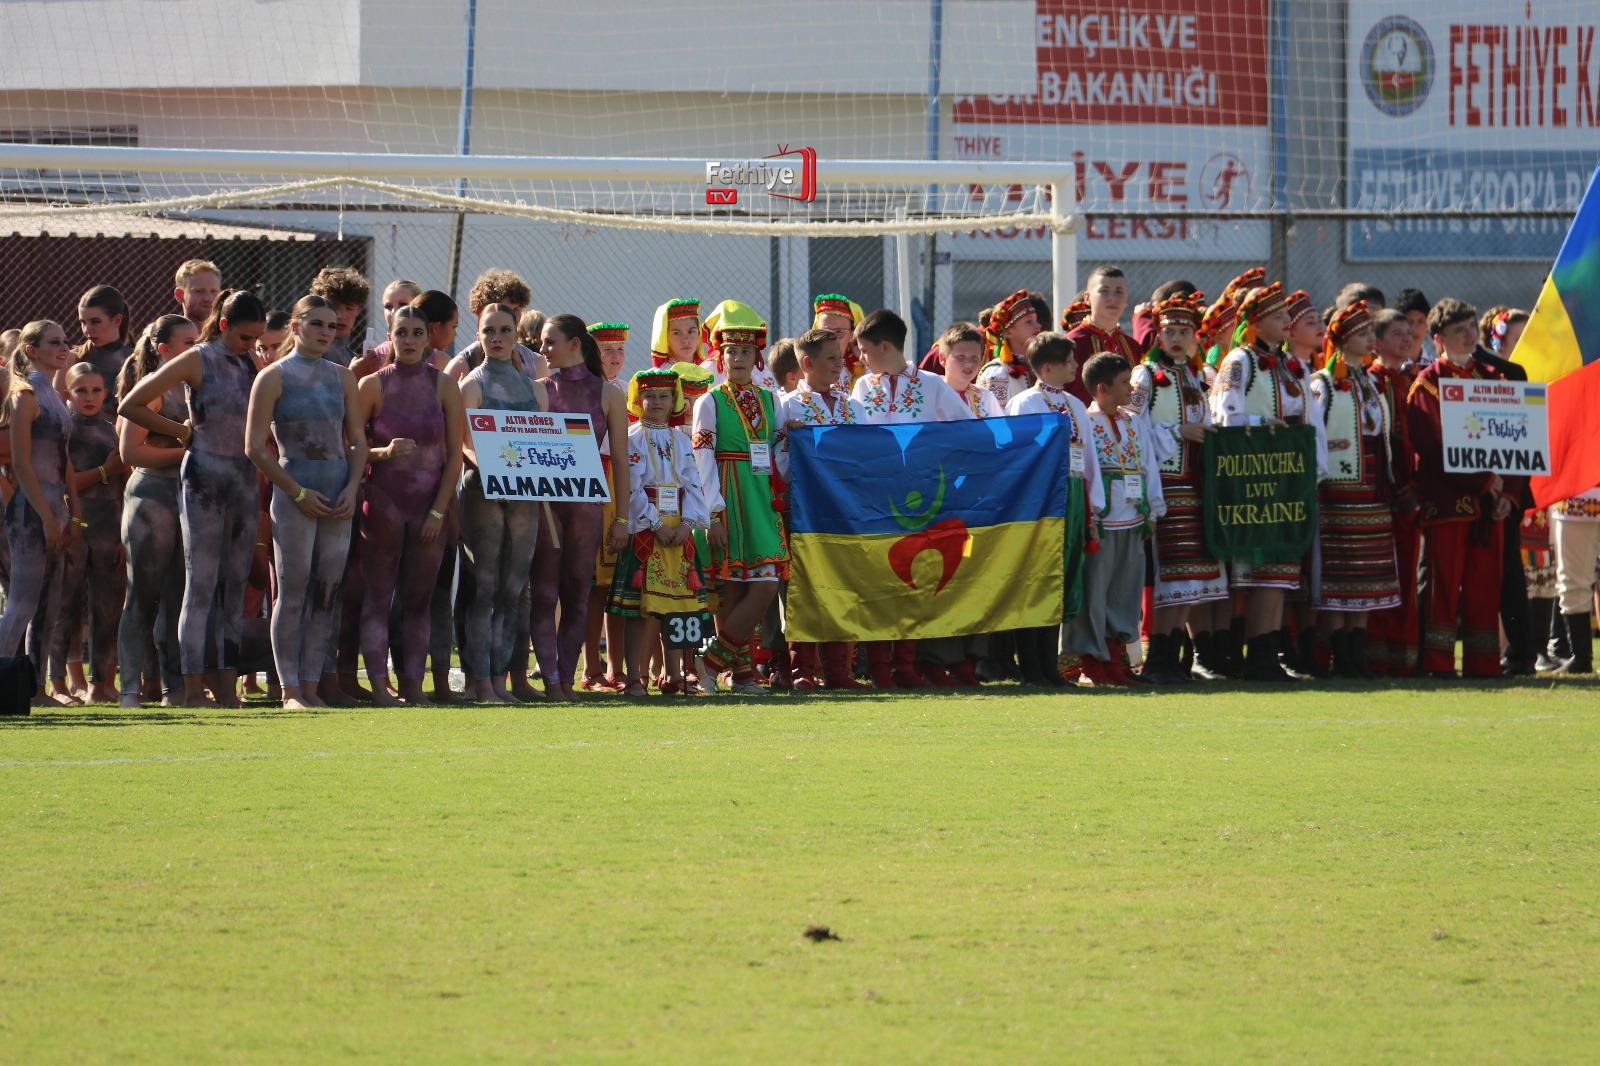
[895,207,913,320]
[1050,181,1076,319]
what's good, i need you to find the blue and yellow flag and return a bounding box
[786,414,1068,643]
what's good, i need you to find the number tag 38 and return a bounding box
[662,612,711,650]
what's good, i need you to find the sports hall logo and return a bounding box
[1361,15,1434,117]
[705,145,818,205]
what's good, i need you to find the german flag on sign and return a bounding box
[563,415,593,435]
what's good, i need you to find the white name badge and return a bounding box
[1122,473,1143,503]
[748,440,771,473]
[1069,443,1085,478]
[657,484,680,517]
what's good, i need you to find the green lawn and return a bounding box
[3,681,1598,1063]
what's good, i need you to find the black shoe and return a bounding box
[1245,634,1296,682]
[1347,628,1375,679]
[1190,631,1224,681]
[1138,633,1174,684]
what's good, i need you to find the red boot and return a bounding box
[892,640,930,688]
[821,642,870,690]
[920,661,961,687]
[791,642,821,692]
[951,658,983,687]
[866,641,899,689]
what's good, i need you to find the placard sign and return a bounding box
[1440,380,1551,475]
[467,409,611,502]
[1203,425,1321,564]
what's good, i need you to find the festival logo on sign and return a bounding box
[1361,15,1434,116]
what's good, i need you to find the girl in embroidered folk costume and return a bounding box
[778,328,870,691]
[647,298,704,370]
[1279,289,1329,677]
[607,369,710,696]
[1209,281,1329,682]
[974,289,1041,410]
[1006,333,1102,686]
[1308,301,1401,677]
[1129,293,1227,683]
[1064,354,1165,687]
[691,301,787,694]
[581,320,630,692]
[702,299,780,394]
[812,293,867,387]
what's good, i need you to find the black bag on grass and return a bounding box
[0,656,36,715]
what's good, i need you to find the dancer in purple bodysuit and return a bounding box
[123,290,266,706]
[359,305,464,705]
[530,314,631,700]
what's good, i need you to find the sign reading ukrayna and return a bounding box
[785,414,1069,644]
[1440,380,1551,474]
[467,409,611,503]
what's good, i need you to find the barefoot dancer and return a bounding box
[123,291,266,706]
[359,305,464,705]
[246,296,367,709]
[115,315,197,707]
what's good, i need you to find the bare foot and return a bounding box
[338,673,372,702]
[370,687,402,707]
[282,697,315,710]
[32,690,69,708]
[468,681,504,704]
[398,680,432,705]
[319,685,354,708]
[623,681,648,697]
[48,685,82,706]
[510,677,541,701]
[89,683,118,704]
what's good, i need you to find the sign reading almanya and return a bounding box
[467,409,611,502]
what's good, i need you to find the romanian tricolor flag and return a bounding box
[1515,160,1600,508]
[786,414,1069,643]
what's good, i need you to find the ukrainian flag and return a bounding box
[786,413,1068,643]
[1514,160,1600,384]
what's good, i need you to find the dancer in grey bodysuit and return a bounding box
[246,295,366,710]
[122,290,266,706]
[0,320,82,706]
[51,363,127,704]
[115,315,198,707]
[72,285,134,418]
[458,304,546,703]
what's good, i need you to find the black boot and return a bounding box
[1549,604,1572,665]
[1138,633,1171,683]
[1015,627,1044,686]
[1036,627,1069,687]
[1530,597,1561,672]
[1227,617,1247,679]
[1166,628,1194,683]
[1557,614,1593,674]
[1328,629,1351,678]
[1190,631,1223,680]
[1245,633,1295,682]
[1176,629,1194,675]
[1293,627,1321,680]
[1347,628,1374,679]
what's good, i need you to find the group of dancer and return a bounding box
[0,260,1595,708]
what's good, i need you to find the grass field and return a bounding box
[3,679,1599,1063]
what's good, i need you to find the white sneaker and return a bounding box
[731,680,768,696]
[693,656,718,694]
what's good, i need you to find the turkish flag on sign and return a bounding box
[1442,384,1465,401]
[469,414,496,432]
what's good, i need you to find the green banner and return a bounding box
[1202,425,1320,564]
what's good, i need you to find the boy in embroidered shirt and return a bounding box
[778,328,869,691]
[1005,333,1104,686]
[1064,354,1166,687]
[850,309,971,688]
[935,322,1005,419]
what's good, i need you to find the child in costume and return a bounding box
[1209,281,1328,681]
[1308,301,1401,676]
[1128,293,1228,683]
[1065,265,1144,407]
[648,298,704,370]
[691,301,788,694]
[1004,332,1102,686]
[1065,354,1165,687]
[974,289,1040,410]
[608,368,710,696]
[702,299,780,393]
[1365,308,1423,675]
[582,320,629,691]
[851,309,973,689]
[779,327,868,692]
[934,322,1006,419]
[812,293,867,386]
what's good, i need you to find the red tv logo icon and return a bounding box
[706,187,738,205]
[766,144,817,203]
[469,413,496,432]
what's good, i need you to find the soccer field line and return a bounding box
[0,714,1577,771]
